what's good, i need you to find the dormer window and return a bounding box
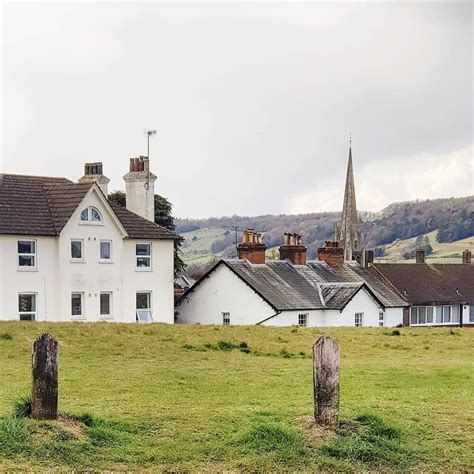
[80,206,102,223]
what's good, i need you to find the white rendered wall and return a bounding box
[0,235,59,321]
[122,239,174,323]
[385,307,404,327]
[124,175,156,222]
[1,188,175,324]
[260,310,325,327]
[177,264,275,325]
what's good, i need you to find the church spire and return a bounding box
[335,137,363,261]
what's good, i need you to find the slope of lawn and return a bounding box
[0,322,473,471]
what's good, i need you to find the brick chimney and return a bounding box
[78,162,110,196]
[363,249,374,268]
[415,248,425,264]
[123,156,157,222]
[279,233,307,265]
[237,228,266,264]
[317,241,344,267]
[462,249,472,264]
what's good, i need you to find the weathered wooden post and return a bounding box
[313,335,339,427]
[31,333,58,420]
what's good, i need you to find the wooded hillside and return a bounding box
[176,196,474,261]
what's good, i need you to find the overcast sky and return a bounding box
[1,2,472,218]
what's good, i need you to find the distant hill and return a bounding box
[176,196,474,265]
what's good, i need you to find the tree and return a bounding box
[108,191,185,277]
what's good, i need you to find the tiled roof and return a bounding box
[180,258,407,312]
[225,259,324,310]
[306,261,407,308]
[373,263,474,304]
[0,173,178,240]
[320,282,365,309]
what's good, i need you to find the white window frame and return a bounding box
[378,311,384,327]
[298,313,308,327]
[71,292,85,319]
[17,240,37,270]
[410,305,459,326]
[70,239,84,261]
[79,206,102,224]
[99,292,113,319]
[18,292,37,321]
[136,291,153,323]
[99,240,112,263]
[355,312,363,327]
[136,243,152,270]
[222,312,231,325]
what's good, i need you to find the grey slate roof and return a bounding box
[180,258,407,311]
[306,261,407,308]
[225,260,323,310]
[0,173,178,240]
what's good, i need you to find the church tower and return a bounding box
[335,141,363,261]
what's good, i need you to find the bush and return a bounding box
[12,395,31,419]
[1,332,12,340]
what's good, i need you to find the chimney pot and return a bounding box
[317,241,344,267]
[363,249,374,268]
[415,248,425,264]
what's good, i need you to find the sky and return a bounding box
[1,1,472,219]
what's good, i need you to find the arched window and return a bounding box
[80,206,102,222]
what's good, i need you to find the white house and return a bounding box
[177,231,407,327]
[0,157,178,323]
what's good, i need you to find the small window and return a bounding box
[410,307,418,325]
[451,305,460,323]
[222,312,231,325]
[80,206,102,223]
[136,292,152,323]
[18,240,36,268]
[18,293,36,321]
[443,306,451,323]
[435,306,443,324]
[378,311,384,327]
[418,307,426,324]
[100,240,111,261]
[355,312,363,327]
[426,307,434,324]
[71,292,84,317]
[298,313,308,327]
[71,240,83,260]
[136,243,151,268]
[100,292,112,317]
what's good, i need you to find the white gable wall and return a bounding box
[260,309,326,327]
[177,264,275,325]
[58,189,125,321]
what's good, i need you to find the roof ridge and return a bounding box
[0,173,73,182]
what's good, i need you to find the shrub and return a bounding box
[1,332,12,341]
[12,395,31,419]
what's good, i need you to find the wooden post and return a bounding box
[313,335,339,427]
[31,333,58,420]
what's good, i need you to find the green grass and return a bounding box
[0,322,473,471]
[377,229,474,263]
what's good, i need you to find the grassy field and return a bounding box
[0,322,473,471]
[376,230,474,264]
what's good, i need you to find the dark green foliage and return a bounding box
[402,234,433,260]
[0,332,12,340]
[12,395,31,419]
[319,414,420,469]
[108,190,185,277]
[386,329,401,336]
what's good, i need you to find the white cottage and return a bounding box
[0,157,177,323]
[177,232,407,327]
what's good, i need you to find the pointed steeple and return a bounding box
[335,138,363,261]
